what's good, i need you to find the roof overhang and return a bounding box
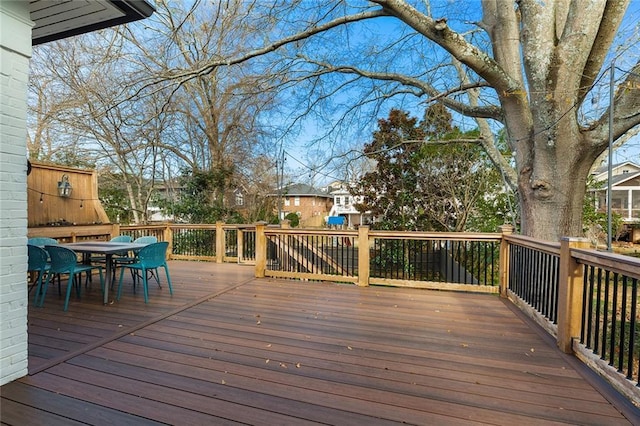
[30,0,155,46]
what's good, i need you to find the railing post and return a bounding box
[216,221,224,264]
[255,222,267,278]
[163,224,173,260]
[357,225,370,287]
[557,237,590,353]
[498,224,514,298]
[237,227,244,263]
[111,223,120,240]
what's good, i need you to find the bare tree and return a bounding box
[118,0,283,211]
[142,0,639,240]
[29,34,168,224]
[28,1,286,223]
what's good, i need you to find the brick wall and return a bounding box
[0,1,32,386]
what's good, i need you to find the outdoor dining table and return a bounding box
[62,241,147,305]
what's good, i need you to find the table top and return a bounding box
[62,241,148,254]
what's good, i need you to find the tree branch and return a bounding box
[372,0,521,95]
[300,57,502,120]
[579,1,630,102]
[588,61,640,150]
[134,8,391,95]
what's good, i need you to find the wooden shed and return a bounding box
[27,161,116,241]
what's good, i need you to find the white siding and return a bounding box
[0,1,32,386]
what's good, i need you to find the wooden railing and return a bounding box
[27,224,115,243]
[29,221,640,405]
[120,222,256,264]
[503,234,640,406]
[254,223,503,292]
[569,244,640,402]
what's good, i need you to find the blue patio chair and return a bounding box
[113,235,159,284]
[91,234,134,265]
[28,244,50,306]
[28,237,58,247]
[117,241,172,304]
[112,235,134,243]
[133,235,158,248]
[41,245,105,311]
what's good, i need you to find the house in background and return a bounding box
[591,161,640,242]
[325,182,374,228]
[147,182,258,223]
[272,183,333,227]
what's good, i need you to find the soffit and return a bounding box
[30,0,154,45]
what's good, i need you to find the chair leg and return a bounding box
[63,275,75,311]
[117,267,126,301]
[38,272,55,307]
[142,267,149,303]
[110,265,117,290]
[33,271,46,306]
[163,265,173,295]
[127,268,139,293]
[74,274,82,298]
[148,269,160,287]
[97,267,105,297]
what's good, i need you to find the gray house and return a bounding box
[591,161,640,222]
[591,161,640,242]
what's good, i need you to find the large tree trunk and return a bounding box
[491,0,630,241]
[517,133,596,240]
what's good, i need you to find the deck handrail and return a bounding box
[31,221,640,405]
[504,233,561,255]
[571,247,640,280]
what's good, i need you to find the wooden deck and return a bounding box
[2,261,638,425]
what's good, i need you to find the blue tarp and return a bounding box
[327,216,345,225]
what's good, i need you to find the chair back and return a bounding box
[134,236,158,245]
[28,237,58,247]
[45,245,80,274]
[111,235,133,243]
[28,244,49,271]
[136,242,169,269]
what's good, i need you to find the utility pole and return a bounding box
[277,150,285,222]
[607,59,615,252]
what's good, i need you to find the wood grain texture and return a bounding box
[2,261,635,425]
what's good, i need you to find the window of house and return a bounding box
[235,193,244,206]
[633,190,640,217]
[294,196,300,206]
[336,196,342,205]
[611,191,628,209]
[284,197,290,206]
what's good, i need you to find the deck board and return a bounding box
[1,261,636,425]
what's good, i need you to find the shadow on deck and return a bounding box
[2,261,638,424]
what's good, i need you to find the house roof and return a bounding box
[592,161,640,180]
[610,171,640,187]
[275,183,332,198]
[593,171,640,189]
[329,188,351,196]
[30,0,155,46]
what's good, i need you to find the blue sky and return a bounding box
[280,1,640,185]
